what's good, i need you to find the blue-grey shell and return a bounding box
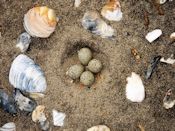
[9,54,47,93]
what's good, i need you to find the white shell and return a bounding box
[16,32,31,52]
[170,32,175,39]
[160,57,175,65]
[82,11,115,38]
[24,6,57,38]
[159,0,167,4]
[52,109,66,127]
[145,29,162,43]
[9,54,47,93]
[32,105,46,123]
[126,72,145,102]
[74,0,81,7]
[0,122,16,131]
[87,125,110,131]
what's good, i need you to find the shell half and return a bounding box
[9,54,47,93]
[24,6,57,38]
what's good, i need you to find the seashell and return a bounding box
[145,56,161,79]
[74,0,81,7]
[32,105,46,122]
[87,125,110,131]
[156,0,167,4]
[126,72,145,102]
[24,6,57,38]
[66,64,84,79]
[80,71,95,86]
[52,109,66,127]
[163,89,175,109]
[29,92,45,100]
[87,59,103,73]
[170,32,175,39]
[16,32,31,52]
[160,56,175,65]
[145,29,162,43]
[78,48,92,65]
[101,0,123,21]
[0,122,16,131]
[9,54,47,93]
[82,11,115,38]
[39,120,50,131]
[0,89,17,114]
[14,89,37,112]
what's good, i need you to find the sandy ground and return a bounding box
[0,0,175,130]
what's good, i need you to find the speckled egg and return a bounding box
[78,48,92,65]
[80,71,95,86]
[87,59,102,73]
[66,64,84,79]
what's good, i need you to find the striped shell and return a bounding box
[24,6,57,38]
[9,54,47,93]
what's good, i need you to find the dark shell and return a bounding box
[0,89,17,115]
[13,89,37,112]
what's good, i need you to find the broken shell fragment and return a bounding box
[24,6,57,38]
[29,92,45,100]
[52,109,66,127]
[126,72,145,102]
[145,56,161,79]
[87,125,110,131]
[9,54,47,93]
[14,89,37,112]
[170,32,175,39]
[66,64,84,79]
[163,89,175,109]
[145,29,162,43]
[156,0,167,4]
[74,0,81,7]
[78,48,92,65]
[32,105,46,122]
[80,71,95,86]
[82,11,115,38]
[160,56,175,65]
[87,59,103,73]
[0,122,16,131]
[101,0,123,21]
[39,120,50,131]
[16,32,31,52]
[0,89,17,114]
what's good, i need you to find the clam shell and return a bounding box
[101,0,122,21]
[9,54,47,93]
[0,122,16,131]
[14,89,37,112]
[87,125,110,131]
[126,72,145,102]
[52,109,66,127]
[0,89,17,114]
[82,11,115,38]
[24,6,57,38]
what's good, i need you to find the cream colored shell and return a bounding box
[24,6,57,38]
[32,105,46,123]
[87,125,110,131]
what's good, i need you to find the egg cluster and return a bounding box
[66,47,103,86]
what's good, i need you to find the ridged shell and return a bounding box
[9,54,47,93]
[24,6,57,38]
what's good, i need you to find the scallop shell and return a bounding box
[126,72,145,102]
[101,0,123,21]
[82,11,115,38]
[0,122,16,131]
[87,125,110,131]
[24,6,57,38]
[52,109,66,127]
[9,54,47,93]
